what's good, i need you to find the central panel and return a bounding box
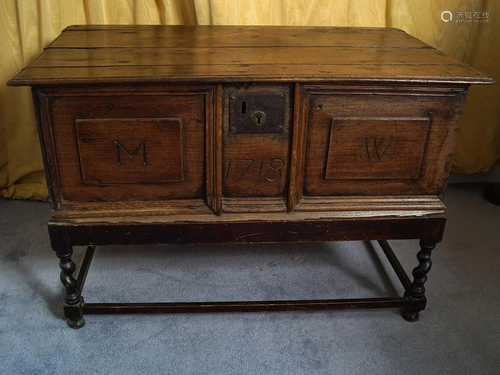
[222,85,292,209]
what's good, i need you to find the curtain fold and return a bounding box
[1,0,498,200]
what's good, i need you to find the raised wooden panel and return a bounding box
[42,87,211,202]
[76,118,184,185]
[325,117,429,180]
[302,86,467,196]
[222,85,292,203]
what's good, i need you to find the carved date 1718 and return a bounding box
[224,158,285,183]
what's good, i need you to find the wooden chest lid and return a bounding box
[8,25,495,86]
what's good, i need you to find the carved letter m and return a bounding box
[114,140,148,166]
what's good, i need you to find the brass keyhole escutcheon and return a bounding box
[251,111,266,126]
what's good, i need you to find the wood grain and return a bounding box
[48,214,447,246]
[222,197,287,213]
[8,26,494,86]
[302,85,467,196]
[204,86,222,214]
[53,195,444,219]
[10,65,492,86]
[324,117,430,180]
[32,90,61,210]
[52,25,431,49]
[295,196,445,213]
[287,83,305,212]
[38,86,211,203]
[75,118,184,184]
[222,84,291,201]
[30,46,461,67]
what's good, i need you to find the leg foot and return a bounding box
[403,239,436,321]
[66,316,86,329]
[401,310,419,322]
[484,183,500,206]
[64,303,85,329]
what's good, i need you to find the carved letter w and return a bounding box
[364,137,393,161]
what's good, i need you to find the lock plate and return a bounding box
[229,94,285,134]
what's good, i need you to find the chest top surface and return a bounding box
[8,25,494,86]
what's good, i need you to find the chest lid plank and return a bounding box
[8,25,494,86]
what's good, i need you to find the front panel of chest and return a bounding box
[300,86,466,198]
[35,84,466,213]
[36,86,214,206]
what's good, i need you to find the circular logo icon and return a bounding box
[441,11,453,22]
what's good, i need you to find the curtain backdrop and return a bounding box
[1,0,498,200]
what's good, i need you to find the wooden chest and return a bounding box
[8,25,494,328]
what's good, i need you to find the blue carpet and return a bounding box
[0,183,499,374]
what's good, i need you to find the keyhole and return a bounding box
[251,111,266,126]
[241,101,246,114]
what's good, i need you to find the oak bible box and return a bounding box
[8,25,495,328]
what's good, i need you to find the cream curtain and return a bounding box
[1,0,498,200]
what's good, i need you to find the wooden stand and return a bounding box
[50,215,444,328]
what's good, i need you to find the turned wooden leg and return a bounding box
[54,246,85,329]
[402,239,435,322]
[484,183,500,206]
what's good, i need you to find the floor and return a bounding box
[0,183,499,375]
